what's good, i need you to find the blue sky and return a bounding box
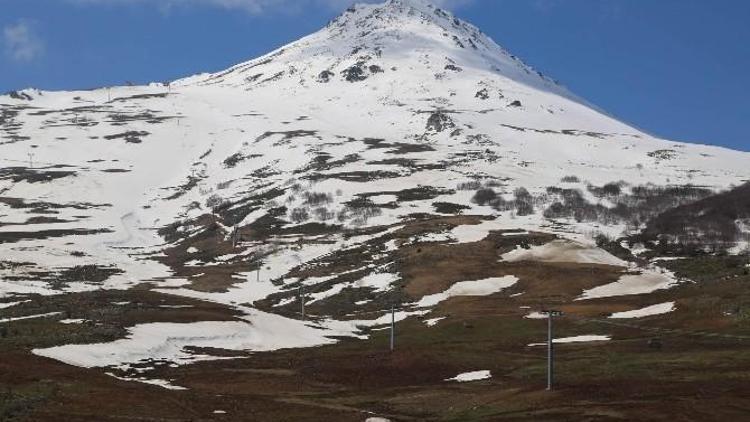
[1,0,748,151]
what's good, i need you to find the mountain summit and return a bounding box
[185,0,564,96]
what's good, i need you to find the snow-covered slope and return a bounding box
[1,0,749,368]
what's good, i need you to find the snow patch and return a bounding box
[3,312,62,322]
[59,318,86,324]
[32,312,343,370]
[417,276,518,307]
[501,240,627,267]
[0,300,30,309]
[579,267,680,300]
[450,220,499,244]
[424,317,446,327]
[106,372,187,391]
[528,335,611,347]
[610,302,675,319]
[445,370,492,382]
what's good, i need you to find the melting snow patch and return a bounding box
[369,195,398,205]
[106,372,187,391]
[501,240,627,267]
[59,318,86,324]
[273,297,295,307]
[450,220,499,244]
[321,309,428,334]
[528,335,611,347]
[307,283,348,304]
[578,267,680,300]
[0,279,98,298]
[308,272,399,304]
[408,232,454,244]
[32,313,341,371]
[3,312,62,323]
[356,272,399,291]
[417,276,518,307]
[502,231,530,236]
[0,300,30,309]
[610,302,675,319]
[445,370,492,382]
[729,241,749,255]
[424,317,446,327]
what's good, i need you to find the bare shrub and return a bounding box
[223,153,243,168]
[205,194,225,210]
[472,188,497,205]
[514,187,535,216]
[457,180,482,191]
[589,182,624,198]
[216,180,233,190]
[304,191,333,206]
[314,207,334,221]
[290,207,309,224]
[338,198,383,225]
[544,183,713,227]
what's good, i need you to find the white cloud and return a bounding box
[68,0,473,15]
[3,21,44,62]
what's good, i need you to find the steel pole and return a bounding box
[547,313,553,391]
[300,286,305,320]
[390,305,395,352]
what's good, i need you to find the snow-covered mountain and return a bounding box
[1,0,749,387]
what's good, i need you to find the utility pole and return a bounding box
[231,226,238,249]
[390,305,395,352]
[27,152,34,169]
[543,309,563,391]
[299,285,305,320]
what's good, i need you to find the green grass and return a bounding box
[0,382,58,421]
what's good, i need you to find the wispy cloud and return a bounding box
[532,0,561,13]
[67,0,473,15]
[3,20,45,62]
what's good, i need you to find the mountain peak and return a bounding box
[332,0,471,39]
[381,0,445,14]
[346,0,440,14]
[182,0,573,103]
